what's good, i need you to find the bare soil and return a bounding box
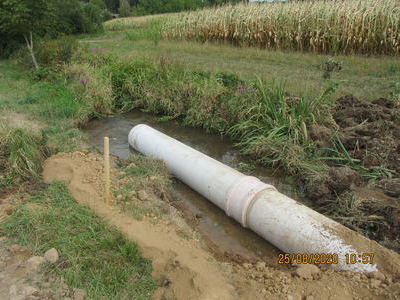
[334,96,400,180]
[37,151,400,299]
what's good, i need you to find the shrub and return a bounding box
[36,36,79,67]
[119,0,131,17]
[52,0,104,35]
[322,58,342,79]
[0,0,104,59]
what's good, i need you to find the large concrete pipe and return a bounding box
[129,124,379,272]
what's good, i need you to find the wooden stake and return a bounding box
[104,137,111,205]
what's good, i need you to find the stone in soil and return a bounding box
[44,248,59,263]
[294,264,320,280]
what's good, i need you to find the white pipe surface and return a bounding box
[128,124,378,272]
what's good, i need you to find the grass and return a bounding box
[0,126,47,183]
[115,155,172,221]
[0,62,87,188]
[24,82,82,121]
[81,31,400,101]
[0,182,157,299]
[323,135,396,180]
[0,61,88,154]
[0,59,158,298]
[0,61,30,107]
[71,52,337,183]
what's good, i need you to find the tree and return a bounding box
[0,0,104,60]
[105,0,119,12]
[119,0,131,17]
[0,0,54,68]
[90,0,107,9]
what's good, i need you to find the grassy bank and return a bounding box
[1,182,156,298]
[0,59,158,298]
[0,60,84,189]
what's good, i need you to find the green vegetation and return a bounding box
[87,26,400,101]
[0,55,158,297]
[62,52,335,185]
[0,126,47,188]
[102,0,241,17]
[115,155,172,221]
[0,0,104,60]
[1,182,157,299]
[119,0,132,17]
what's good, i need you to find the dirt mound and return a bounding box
[308,96,400,250]
[334,96,400,181]
[40,151,400,299]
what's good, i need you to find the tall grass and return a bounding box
[228,80,336,180]
[163,0,400,55]
[0,125,47,182]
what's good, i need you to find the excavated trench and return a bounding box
[84,110,304,263]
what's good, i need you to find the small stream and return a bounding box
[84,110,302,262]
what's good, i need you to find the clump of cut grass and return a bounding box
[318,191,400,244]
[0,124,47,182]
[1,182,157,299]
[323,135,396,180]
[163,0,400,55]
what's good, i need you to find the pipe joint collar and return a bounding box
[225,176,276,227]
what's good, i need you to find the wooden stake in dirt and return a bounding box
[104,136,112,205]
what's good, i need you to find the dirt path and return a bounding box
[42,152,400,299]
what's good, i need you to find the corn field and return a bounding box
[162,0,400,55]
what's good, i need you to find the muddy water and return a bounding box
[84,111,301,262]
